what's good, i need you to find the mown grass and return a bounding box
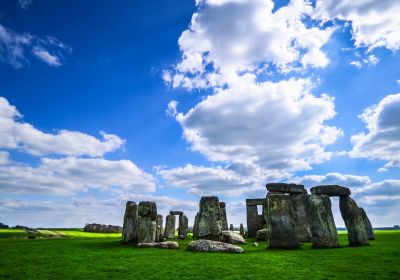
[0,229,399,279]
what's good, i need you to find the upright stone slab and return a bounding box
[311,185,351,197]
[307,194,339,248]
[266,183,305,194]
[137,201,157,243]
[340,196,368,246]
[122,201,138,243]
[246,199,264,238]
[219,202,229,231]
[193,213,199,238]
[196,196,222,241]
[164,215,176,239]
[239,223,245,237]
[229,224,234,231]
[266,194,300,248]
[156,214,163,242]
[359,207,374,240]
[178,214,188,239]
[290,194,312,242]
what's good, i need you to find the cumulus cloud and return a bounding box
[0,97,124,157]
[350,93,400,171]
[294,172,371,189]
[0,22,71,68]
[313,0,400,51]
[0,156,156,195]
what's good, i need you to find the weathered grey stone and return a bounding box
[170,211,183,216]
[246,204,260,237]
[256,229,269,241]
[266,183,305,194]
[311,185,351,197]
[138,201,157,220]
[156,214,163,243]
[164,215,176,239]
[193,213,199,238]
[307,194,339,248]
[178,214,189,239]
[266,194,300,248]
[187,239,244,253]
[229,224,234,231]
[222,230,246,244]
[340,196,369,246]
[239,223,245,237]
[137,201,157,243]
[219,202,229,231]
[359,207,374,240]
[290,194,312,242]
[137,241,179,249]
[246,198,267,206]
[122,201,138,243]
[196,196,223,241]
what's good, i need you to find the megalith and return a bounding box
[193,213,199,238]
[196,196,223,241]
[229,224,234,231]
[156,214,163,242]
[266,194,300,248]
[246,198,266,237]
[339,196,368,246]
[239,223,245,237]
[219,202,229,231]
[178,214,189,239]
[311,185,351,197]
[137,201,157,243]
[290,194,312,242]
[122,201,138,243]
[359,207,374,240]
[164,215,176,239]
[307,194,339,248]
[266,183,306,194]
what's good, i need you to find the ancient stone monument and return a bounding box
[229,224,234,231]
[340,196,369,246]
[239,223,245,237]
[194,196,223,241]
[178,214,189,239]
[122,201,138,243]
[156,214,164,242]
[187,239,244,253]
[290,192,312,242]
[219,202,229,231]
[164,210,189,239]
[246,198,266,237]
[164,214,176,239]
[359,207,375,240]
[137,201,157,243]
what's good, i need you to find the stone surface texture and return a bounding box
[137,201,157,243]
[187,239,244,253]
[122,201,138,243]
[164,215,176,239]
[196,196,223,241]
[266,183,305,194]
[310,185,351,197]
[221,230,246,244]
[219,202,229,231]
[359,207,375,240]
[340,196,369,246]
[289,194,312,242]
[178,214,189,239]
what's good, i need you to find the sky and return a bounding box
[0,0,399,229]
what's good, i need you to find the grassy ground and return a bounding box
[1,229,399,279]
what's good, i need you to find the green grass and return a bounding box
[1,229,399,279]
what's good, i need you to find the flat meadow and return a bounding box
[1,229,399,279]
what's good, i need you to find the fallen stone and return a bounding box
[122,201,138,243]
[307,194,339,248]
[311,185,351,197]
[222,230,246,244]
[340,196,368,246]
[137,241,179,249]
[187,239,244,253]
[266,183,305,194]
[256,229,269,241]
[359,207,375,240]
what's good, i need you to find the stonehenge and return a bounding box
[164,215,176,239]
[246,198,266,237]
[219,202,229,231]
[178,214,189,238]
[187,239,244,253]
[122,201,138,243]
[290,193,312,242]
[137,201,157,243]
[194,196,223,241]
[340,196,368,246]
[164,210,189,240]
[359,207,375,240]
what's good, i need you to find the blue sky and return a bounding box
[0,0,399,228]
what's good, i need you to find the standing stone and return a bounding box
[164,215,176,239]
[307,194,339,248]
[229,224,234,231]
[196,196,223,241]
[359,207,375,240]
[122,201,138,244]
[137,201,157,243]
[156,214,163,242]
[290,194,312,242]
[339,196,369,246]
[219,202,229,231]
[246,204,260,238]
[193,213,199,238]
[266,194,300,248]
[178,214,189,239]
[239,223,245,237]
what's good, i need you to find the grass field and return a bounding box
[1,229,399,279]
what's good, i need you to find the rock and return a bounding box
[178,214,189,239]
[256,229,269,241]
[137,201,157,243]
[359,207,375,240]
[187,239,244,253]
[340,196,368,246]
[219,202,229,231]
[307,194,339,248]
[229,224,234,231]
[164,215,176,239]
[266,194,300,248]
[246,201,261,238]
[222,230,246,244]
[253,242,260,247]
[311,185,351,197]
[170,211,183,216]
[196,196,223,241]
[290,194,312,242]
[266,183,305,194]
[122,201,138,243]
[239,223,245,237]
[156,214,164,243]
[137,241,179,249]
[193,213,199,238]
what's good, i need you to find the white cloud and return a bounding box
[0,97,124,157]
[166,100,179,117]
[0,156,156,195]
[294,172,371,189]
[350,93,400,171]
[18,0,32,10]
[313,0,400,51]
[349,54,380,69]
[0,22,71,68]
[350,60,362,69]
